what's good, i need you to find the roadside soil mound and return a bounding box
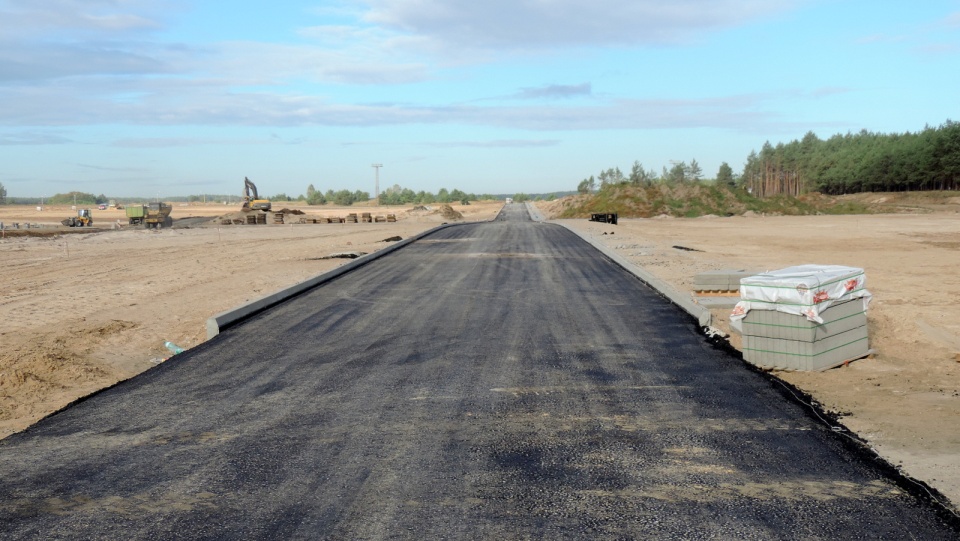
[439,204,463,221]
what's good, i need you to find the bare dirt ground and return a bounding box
[538,199,960,510]
[0,201,499,439]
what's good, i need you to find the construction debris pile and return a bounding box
[218,209,397,225]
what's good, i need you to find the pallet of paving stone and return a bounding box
[740,299,869,371]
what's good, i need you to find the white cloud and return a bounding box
[0,1,180,84]
[426,139,561,148]
[513,83,592,100]
[361,0,794,50]
[0,77,795,133]
[0,1,815,135]
[210,40,430,85]
[77,163,146,172]
[944,11,960,28]
[0,42,169,83]
[809,87,853,99]
[913,42,959,55]
[0,131,73,145]
[0,0,164,38]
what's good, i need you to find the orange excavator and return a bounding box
[241,177,272,211]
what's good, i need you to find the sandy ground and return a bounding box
[3,199,960,511]
[0,201,499,439]
[541,206,960,510]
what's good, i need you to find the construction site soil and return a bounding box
[2,196,959,513]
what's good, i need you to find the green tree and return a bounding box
[668,162,687,183]
[717,162,735,187]
[353,190,370,203]
[0,180,6,204]
[687,159,703,181]
[398,188,415,203]
[328,190,354,205]
[597,167,625,188]
[513,193,530,202]
[306,184,325,205]
[629,161,653,186]
[48,192,98,205]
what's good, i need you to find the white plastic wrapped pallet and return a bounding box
[730,265,872,333]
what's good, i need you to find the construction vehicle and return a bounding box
[241,177,272,211]
[126,202,173,228]
[61,209,93,227]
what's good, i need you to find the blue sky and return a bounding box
[1,0,958,199]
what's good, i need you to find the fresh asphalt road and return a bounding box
[1,204,956,539]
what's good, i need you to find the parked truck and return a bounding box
[126,202,173,228]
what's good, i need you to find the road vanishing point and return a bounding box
[1,204,957,539]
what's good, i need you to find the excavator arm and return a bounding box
[244,177,259,201]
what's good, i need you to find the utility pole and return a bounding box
[371,163,382,206]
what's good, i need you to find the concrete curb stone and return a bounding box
[205,222,458,339]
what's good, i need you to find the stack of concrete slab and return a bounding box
[740,299,869,371]
[731,265,872,371]
[693,270,758,293]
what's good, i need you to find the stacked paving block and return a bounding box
[733,265,871,371]
[694,270,758,293]
[741,299,869,371]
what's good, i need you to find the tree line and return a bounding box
[742,120,960,196]
[574,119,959,197]
[577,159,733,193]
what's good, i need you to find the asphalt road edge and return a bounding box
[205,222,457,339]
[534,215,711,328]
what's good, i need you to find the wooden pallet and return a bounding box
[693,290,739,297]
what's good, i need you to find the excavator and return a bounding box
[241,177,272,211]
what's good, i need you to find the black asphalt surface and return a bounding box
[1,204,956,539]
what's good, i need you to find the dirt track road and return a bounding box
[0,205,956,539]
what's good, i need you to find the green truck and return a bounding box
[126,202,173,228]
